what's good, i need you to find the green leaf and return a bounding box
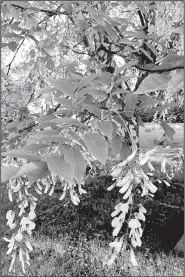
[124,30,145,38]
[138,95,160,108]
[172,25,184,35]
[27,161,50,185]
[9,1,30,8]
[35,87,56,95]
[1,32,24,39]
[1,43,8,48]
[167,74,184,94]
[20,144,49,152]
[28,134,67,143]
[28,15,37,27]
[83,133,108,165]
[120,143,131,161]
[160,121,175,141]
[1,166,19,182]
[134,74,170,94]
[67,130,87,149]
[8,42,17,52]
[89,89,107,98]
[59,144,71,155]
[13,161,46,179]
[50,117,86,128]
[137,115,145,127]
[94,73,112,86]
[33,130,60,136]
[144,42,158,56]
[38,115,56,122]
[55,97,72,108]
[64,148,86,183]
[1,150,41,160]
[77,73,101,91]
[97,120,113,140]
[82,104,101,117]
[105,22,117,42]
[1,70,8,80]
[17,119,35,131]
[139,48,154,62]
[46,154,74,183]
[44,58,55,70]
[111,122,117,138]
[83,95,93,105]
[111,134,122,155]
[79,20,89,32]
[116,61,138,74]
[8,5,20,19]
[124,93,138,113]
[64,2,73,14]
[48,79,75,97]
[119,38,138,46]
[161,54,184,65]
[147,102,176,113]
[136,2,148,15]
[33,121,58,130]
[65,61,79,73]
[110,2,120,7]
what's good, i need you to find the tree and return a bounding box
[1,1,184,274]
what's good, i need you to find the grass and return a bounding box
[1,174,184,276]
[1,232,184,277]
[139,123,183,150]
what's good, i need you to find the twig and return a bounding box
[6,38,25,75]
[62,45,92,56]
[11,4,69,17]
[11,4,76,26]
[25,89,35,107]
[135,64,184,73]
[154,201,184,210]
[137,10,145,27]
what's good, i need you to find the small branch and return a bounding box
[81,113,93,123]
[54,104,61,112]
[11,4,69,16]
[25,89,35,108]
[96,44,125,55]
[154,201,184,211]
[137,10,145,27]
[9,18,14,25]
[135,64,184,73]
[62,45,92,56]
[11,4,76,26]
[6,38,25,75]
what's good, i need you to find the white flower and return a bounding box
[20,216,35,234]
[6,210,16,229]
[15,229,23,242]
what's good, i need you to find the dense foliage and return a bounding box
[1,1,184,273]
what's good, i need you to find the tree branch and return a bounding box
[25,89,35,108]
[62,45,92,56]
[11,4,69,16]
[6,38,25,75]
[135,64,184,73]
[137,10,145,27]
[96,44,125,55]
[11,4,76,25]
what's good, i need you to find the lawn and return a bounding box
[1,232,184,277]
[139,123,183,150]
